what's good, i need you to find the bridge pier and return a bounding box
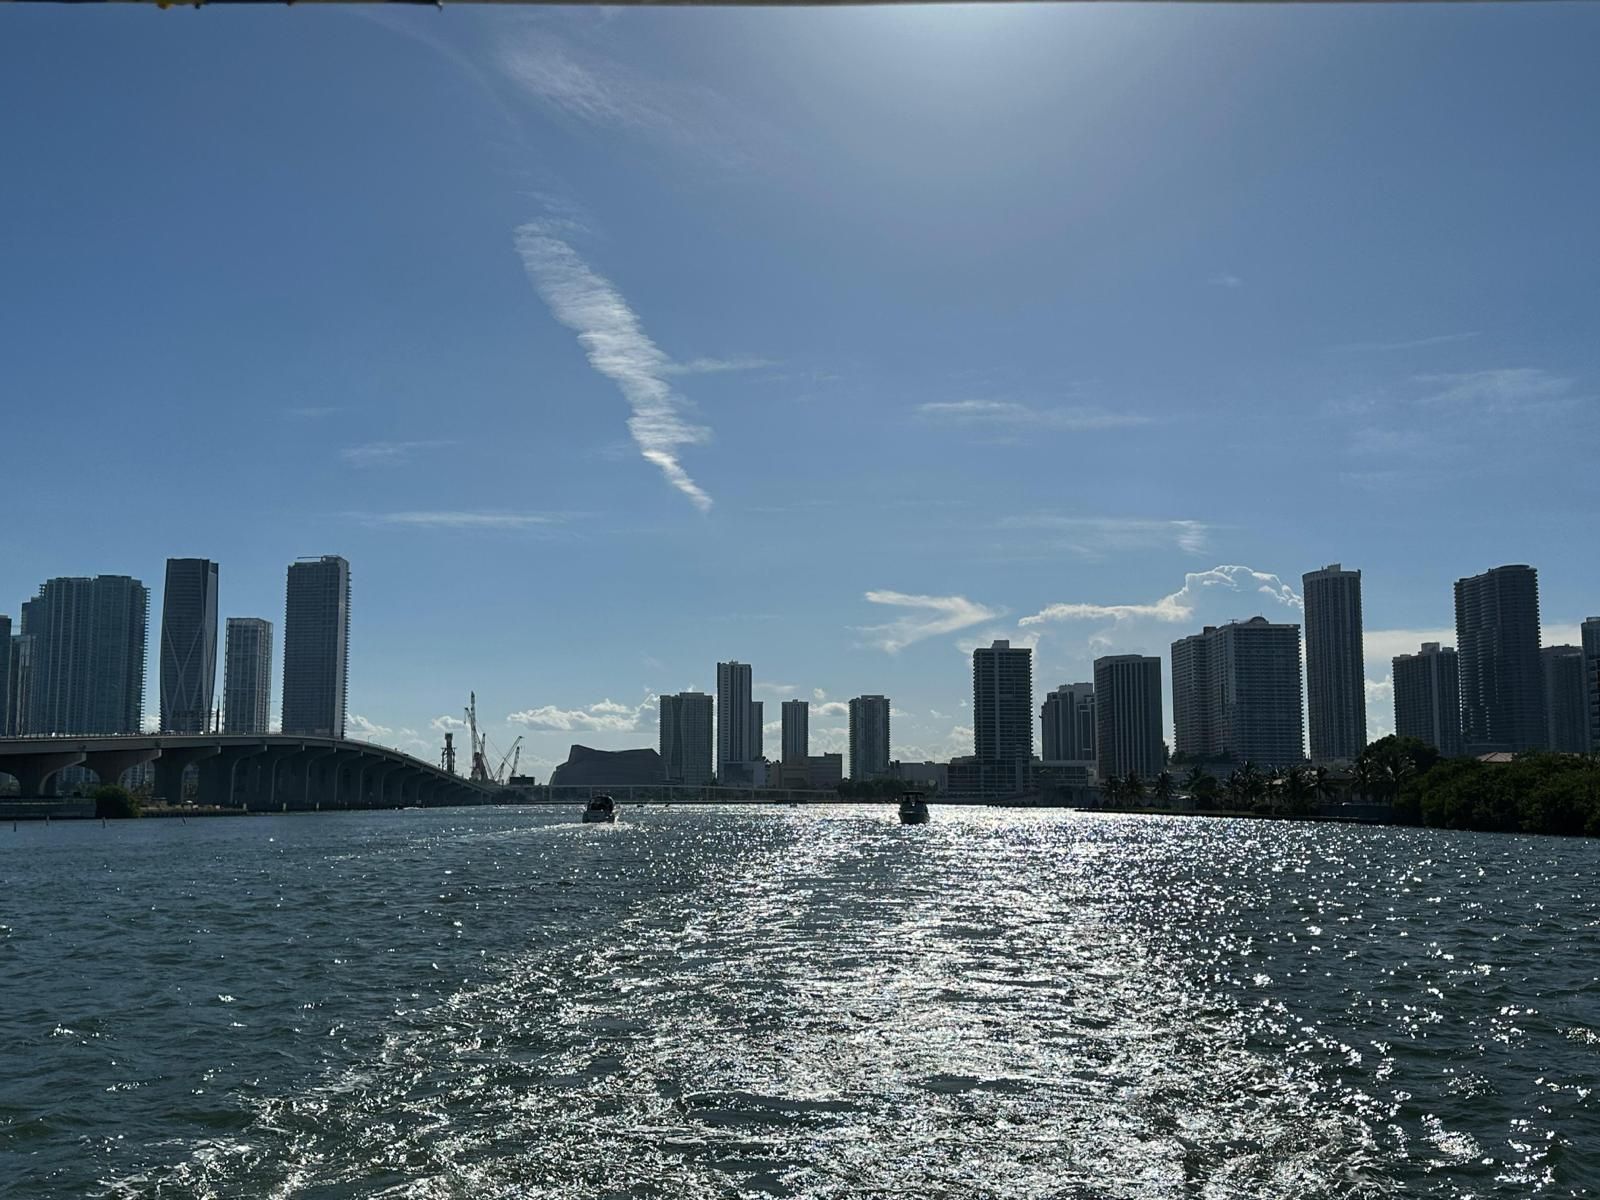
[152,745,221,806]
[283,747,338,811]
[82,746,162,791]
[197,745,266,808]
[2,750,87,798]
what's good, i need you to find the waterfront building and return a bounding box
[716,661,755,780]
[973,640,1033,765]
[548,745,665,788]
[1171,617,1305,766]
[848,694,891,780]
[1541,645,1590,754]
[1393,642,1463,756]
[1583,617,1600,752]
[749,700,765,761]
[159,558,219,733]
[19,575,148,735]
[0,616,9,736]
[281,555,350,738]
[1454,565,1545,754]
[659,691,713,785]
[1040,682,1095,763]
[1093,655,1165,780]
[1303,564,1367,763]
[806,753,843,790]
[888,759,946,792]
[6,634,32,736]
[781,699,809,764]
[223,618,273,734]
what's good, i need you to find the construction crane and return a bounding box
[495,736,523,785]
[466,692,495,784]
[439,731,457,776]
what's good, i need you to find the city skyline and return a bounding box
[2,4,1598,779]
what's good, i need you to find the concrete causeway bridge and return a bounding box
[0,735,496,811]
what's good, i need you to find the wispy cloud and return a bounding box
[1330,331,1481,354]
[1209,273,1243,289]
[514,224,713,511]
[918,399,1149,432]
[662,355,775,377]
[507,697,648,732]
[1020,565,1302,628]
[1000,515,1210,556]
[860,590,1004,653]
[351,510,568,530]
[496,31,753,166]
[1413,367,1583,414]
[340,440,455,468]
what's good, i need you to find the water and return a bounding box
[2,807,1596,1198]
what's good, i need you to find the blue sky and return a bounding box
[2,3,1597,775]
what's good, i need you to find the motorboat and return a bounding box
[898,791,930,825]
[582,794,617,824]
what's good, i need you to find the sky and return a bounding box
[2,2,1598,777]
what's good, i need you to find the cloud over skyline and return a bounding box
[515,224,714,511]
[860,590,1004,653]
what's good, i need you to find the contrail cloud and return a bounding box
[514,224,713,512]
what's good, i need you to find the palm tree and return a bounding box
[1153,770,1175,808]
[1123,771,1145,806]
[1281,765,1312,816]
[1311,765,1334,809]
[1100,772,1123,807]
[1352,754,1377,804]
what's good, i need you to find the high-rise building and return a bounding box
[659,691,713,786]
[159,557,219,733]
[6,633,32,737]
[716,660,754,779]
[1392,642,1462,756]
[1093,655,1164,780]
[781,699,809,764]
[749,700,765,761]
[1541,645,1589,754]
[0,615,10,736]
[281,556,350,738]
[848,694,891,781]
[1454,565,1545,754]
[1040,682,1095,762]
[1170,617,1304,766]
[223,617,273,734]
[973,640,1033,764]
[1583,618,1600,753]
[19,575,148,735]
[1303,564,1367,763]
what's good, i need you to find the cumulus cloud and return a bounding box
[349,714,394,739]
[507,698,649,732]
[814,701,849,717]
[430,714,468,733]
[515,225,713,511]
[860,590,1004,653]
[1021,565,1302,629]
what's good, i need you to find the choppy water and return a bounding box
[1,806,1597,1198]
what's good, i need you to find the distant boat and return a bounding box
[898,791,930,825]
[582,794,617,824]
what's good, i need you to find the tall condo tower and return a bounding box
[1392,642,1462,757]
[715,660,754,779]
[1171,617,1304,766]
[1093,655,1164,780]
[848,694,891,781]
[159,557,219,733]
[973,640,1033,764]
[660,691,713,786]
[1040,682,1096,761]
[281,556,350,738]
[781,699,809,764]
[20,575,148,735]
[223,617,273,734]
[1541,645,1589,754]
[1302,564,1367,762]
[1454,565,1544,754]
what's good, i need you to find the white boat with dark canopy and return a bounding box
[582,794,617,824]
[898,791,930,825]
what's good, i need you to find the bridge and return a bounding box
[0,735,497,811]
